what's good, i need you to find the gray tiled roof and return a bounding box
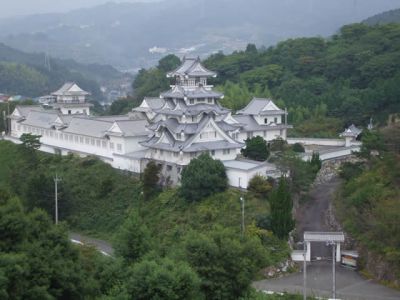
[237,98,284,115]
[155,99,229,117]
[223,159,275,171]
[142,114,243,152]
[161,85,223,99]
[112,120,149,137]
[62,117,111,138]
[167,57,216,78]
[340,124,362,138]
[15,105,45,118]
[52,82,90,96]
[184,140,243,152]
[21,110,60,128]
[233,115,291,132]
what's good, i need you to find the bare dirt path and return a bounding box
[294,176,342,259]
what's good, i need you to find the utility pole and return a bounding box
[303,242,307,300]
[332,243,336,299]
[54,174,62,225]
[2,111,6,133]
[240,196,245,236]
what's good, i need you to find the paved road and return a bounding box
[69,232,114,256]
[254,261,400,300]
[254,176,400,300]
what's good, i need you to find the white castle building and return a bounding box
[7,57,291,188]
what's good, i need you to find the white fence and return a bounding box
[300,146,361,161]
[287,137,345,147]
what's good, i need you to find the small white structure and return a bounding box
[51,82,92,115]
[224,159,282,189]
[340,124,362,147]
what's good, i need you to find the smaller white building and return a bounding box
[50,82,92,115]
[224,159,282,189]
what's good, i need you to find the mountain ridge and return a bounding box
[1,0,399,69]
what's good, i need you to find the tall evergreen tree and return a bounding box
[269,177,294,239]
[142,161,161,201]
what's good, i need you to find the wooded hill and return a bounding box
[122,23,400,138]
[0,43,124,99]
[364,8,400,25]
[337,124,400,286]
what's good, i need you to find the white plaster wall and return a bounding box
[254,115,282,125]
[287,138,345,147]
[226,168,250,188]
[124,136,148,153]
[60,107,90,115]
[113,156,142,173]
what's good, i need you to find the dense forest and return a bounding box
[116,22,400,137]
[364,8,400,25]
[337,124,400,286]
[0,43,125,99]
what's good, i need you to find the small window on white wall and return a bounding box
[274,117,278,123]
[264,118,268,124]
[117,144,122,152]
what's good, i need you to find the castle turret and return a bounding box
[51,82,92,115]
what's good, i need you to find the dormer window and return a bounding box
[176,133,182,140]
[264,118,268,124]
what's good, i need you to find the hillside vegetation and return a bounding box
[0,43,124,98]
[364,8,400,25]
[337,124,400,286]
[122,23,400,137]
[0,0,398,67]
[0,139,293,298]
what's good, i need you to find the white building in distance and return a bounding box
[7,58,291,188]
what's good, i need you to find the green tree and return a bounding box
[113,212,152,263]
[142,161,161,201]
[126,257,202,300]
[242,136,269,161]
[157,54,181,73]
[310,152,322,172]
[182,228,268,300]
[291,143,305,153]
[248,175,272,199]
[180,153,228,202]
[269,177,294,239]
[0,191,98,299]
[19,133,41,151]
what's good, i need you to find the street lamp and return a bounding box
[239,196,245,236]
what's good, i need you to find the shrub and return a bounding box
[180,153,228,202]
[291,143,305,153]
[242,136,270,161]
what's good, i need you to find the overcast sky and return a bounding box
[0,0,163,19]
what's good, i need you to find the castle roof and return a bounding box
[167,57,216,78]
[52,82,90,97]
[237,98,285,116]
